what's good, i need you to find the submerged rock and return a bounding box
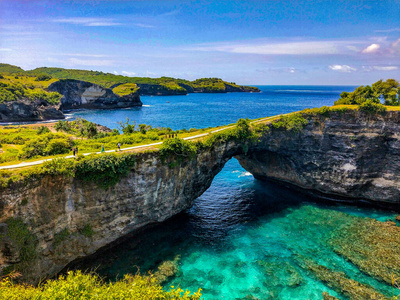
[330,218,400,284]
[300,258,388,300]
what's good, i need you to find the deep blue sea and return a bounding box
[73,86,399,299]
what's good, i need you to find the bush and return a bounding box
[272,113,308,132]
[41,158,74,176]
[159,138,197,165]
[34,74,52,81]
[359,100,387,114]
[4,218,38,263]
[45,138,71,155]
[0,271,201,299]
[74,153,136,189]
[37,126,50,135]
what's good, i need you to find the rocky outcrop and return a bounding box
[0,100,65,122]
[2,109,400,282]
[48,79,142,110]
[0,142,243,283]
[237,110,400,204]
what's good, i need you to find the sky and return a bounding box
[0,0,399,85]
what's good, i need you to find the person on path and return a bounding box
[75,146,78,155]
[72,147,76,156]
[101,144,105,153]
[117,142,121,152]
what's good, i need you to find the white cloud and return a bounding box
[361,43,380,54]
[121,71,136,76]
[69,58,113,66]
[113,71,119,75]
[373,66,398,71]
[53,17,121,27]
[329,65,357,73]
[134,23,155,28]
[0,48,12,52]
[375,28,400,33]
[187,39,364,56]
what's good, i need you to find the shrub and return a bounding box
[45,138,71,155]
[41,158,74,176]
[359,100,387,114]
[159,138,197,165]
[74,153,136,189]
[4,218,38,263]
[34,74,52,81]
[37,126,50,135]
[272,113,308,132]
[0,271,202,299]
[80,224,94,238]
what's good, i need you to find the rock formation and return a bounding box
[1,109,400,282]
[48,79,142,110]
[0,100,65,122]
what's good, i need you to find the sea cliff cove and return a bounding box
[1,1,400,299]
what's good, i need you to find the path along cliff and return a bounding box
[1,107,400,283]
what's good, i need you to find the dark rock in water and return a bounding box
[299,257,388,300]
[0,100,65,122]
[322,292,339,300]
[329,217,400,284]
[136,83,187,96]
[48,79,142,110]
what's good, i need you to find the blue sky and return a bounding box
[0,0,399,85]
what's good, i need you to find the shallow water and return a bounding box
[73,86,400,299]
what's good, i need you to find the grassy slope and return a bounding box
[0,63,260,94]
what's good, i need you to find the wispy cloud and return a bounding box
[373,66,398,71]
[375,28,400,33]
[0,48,12,52]
[52,17,121,27]
[121,71,136,76]
[68,58,113,66]
[361,43,380,54]
[187,39,363,55]
[329,65,357,72]
[133,23,155,28]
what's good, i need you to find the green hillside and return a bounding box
[0,64,260,95]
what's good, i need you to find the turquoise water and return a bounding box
[73,86,400,299]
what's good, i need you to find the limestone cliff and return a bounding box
[1,109,400,283]
[0,100,65,122]
[48,79,142,110]
[238,110,400,204]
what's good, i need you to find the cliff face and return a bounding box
[0,100,64,122]
[238,110,400,204]
[0,142,243,283]
[2,110,400,282]
[48,79,142,110]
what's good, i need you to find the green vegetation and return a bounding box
[335,79,400,106]
[0,63,259,95]
[75,153,136,188]
[53,228,70,247]
[3,218,38,264]
[159,138,197,167]
[0,270,201,299]
[80,224,94,238]
[359,100,387,114]
[0,82,61,104]
[112,83,139,96]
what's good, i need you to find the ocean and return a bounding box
[71,86,399,299]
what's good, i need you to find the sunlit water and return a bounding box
[72,86,399,299]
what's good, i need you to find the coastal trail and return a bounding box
[0,115,284,170]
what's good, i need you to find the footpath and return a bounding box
[0,116,278,170]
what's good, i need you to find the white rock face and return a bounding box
[81,86,106,104]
